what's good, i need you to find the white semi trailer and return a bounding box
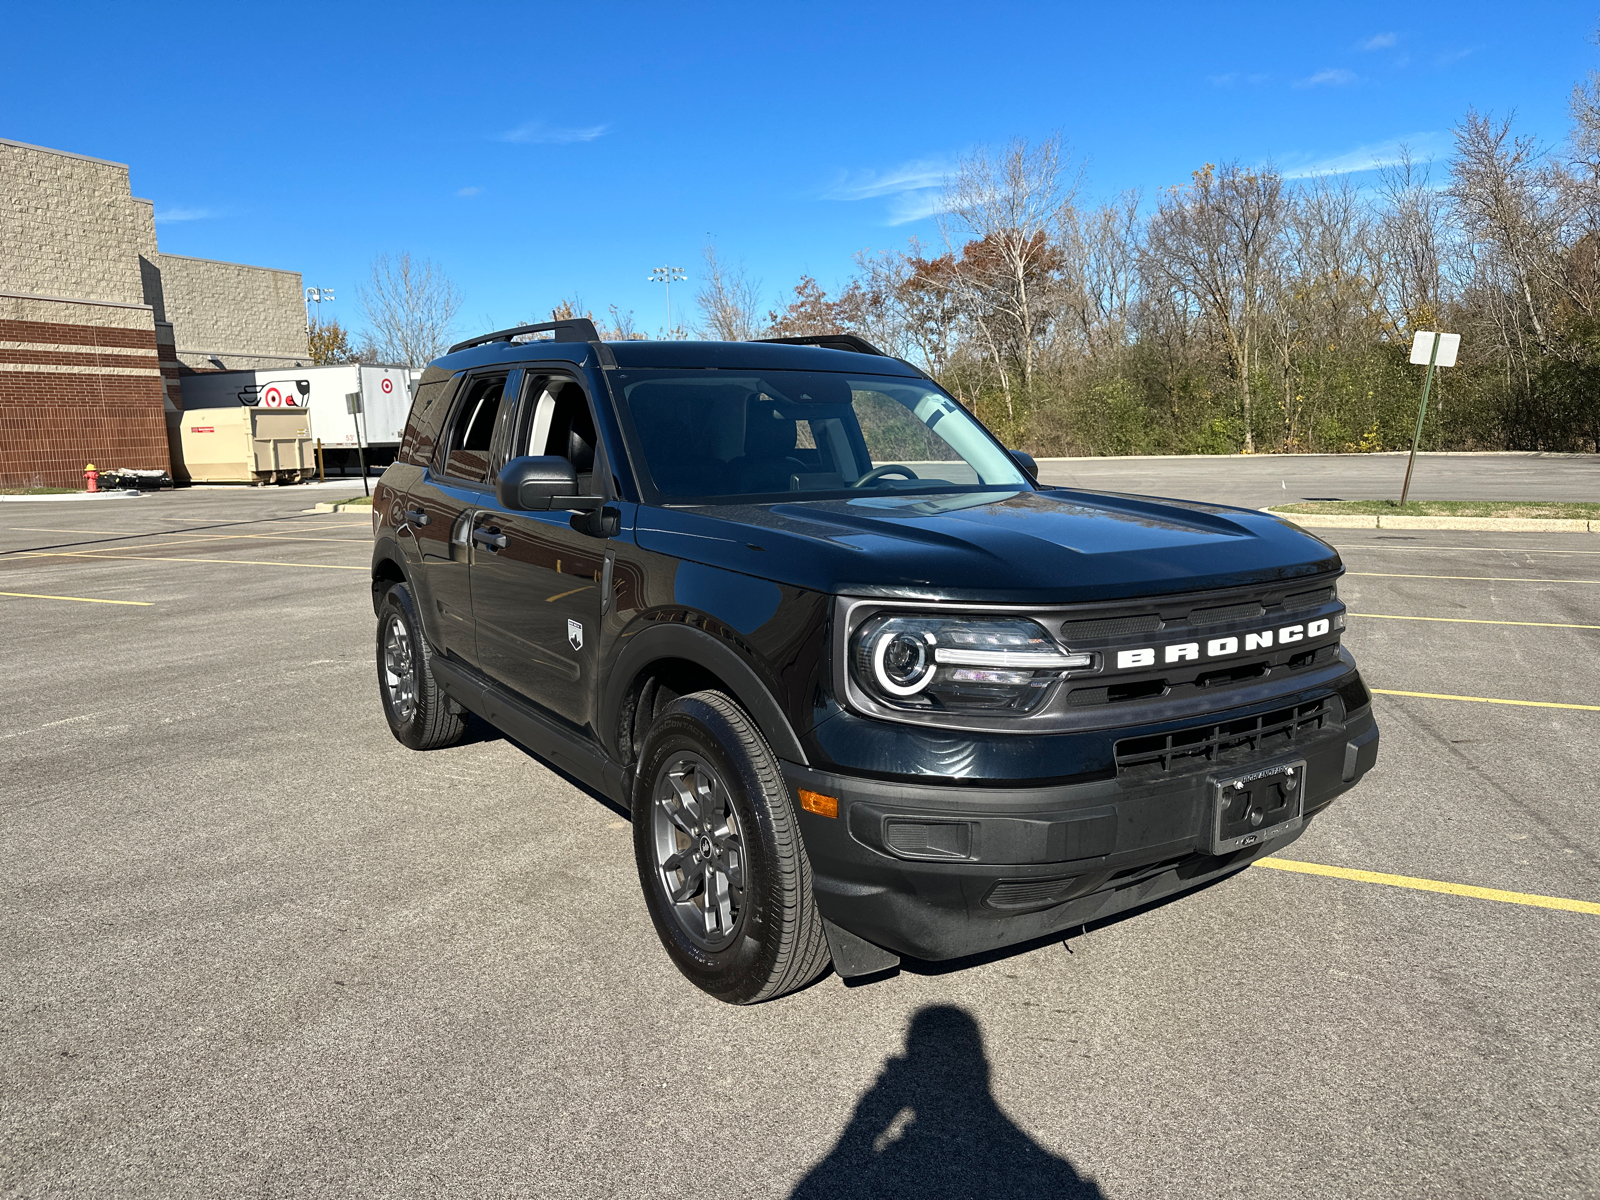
[177,364,419,454]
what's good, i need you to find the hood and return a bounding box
[633,487,1341,603]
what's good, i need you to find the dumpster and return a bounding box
[176,406,317,484]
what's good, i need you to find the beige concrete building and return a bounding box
[0,137,308,487]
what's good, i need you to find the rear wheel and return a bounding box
[377,582,466,751]
[632,690,831,1004]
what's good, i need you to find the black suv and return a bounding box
[370,319,1379,1004]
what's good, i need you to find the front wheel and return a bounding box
[376,582,466,751]
[632,690,831,1004]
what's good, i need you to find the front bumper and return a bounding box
[785,706,1378,962]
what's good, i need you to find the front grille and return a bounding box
[1285,586,1335,610]
[1060,613,1163,642]
[1189,601,1266,625]
[1114,700,1328,780]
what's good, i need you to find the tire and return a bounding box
[376,582,466,751]
[632,690,831,1004]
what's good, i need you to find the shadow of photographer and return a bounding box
[790,1004,1105,1199]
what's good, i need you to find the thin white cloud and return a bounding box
[1296,68,1358,88]
[886,189,952,226]
[498,120,608,144]
[1437,47,1474,66]
[154,207,212,223]
[1279,132,1449,178]
[822,157,957,226]
[456,186,482,197]
[1359,32,1397,51]
[823,158,955,202]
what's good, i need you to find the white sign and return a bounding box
[1409,331,1460,368]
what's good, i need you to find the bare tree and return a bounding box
[1057,191,1142,362]
[695,245,762,340]
[605,304,644,340]
[854,240,961,377]
[360,252,463,366]
[939,135,1079,418]
[1144,163,1286,451]
[1448,110,1559,354]
[1374,151,1449,334]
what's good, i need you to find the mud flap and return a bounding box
[821,916,901,979]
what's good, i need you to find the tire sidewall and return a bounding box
[632,699,788,1002]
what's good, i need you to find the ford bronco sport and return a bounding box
[370,319,1379,1004]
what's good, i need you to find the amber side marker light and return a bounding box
[798,789,839,818]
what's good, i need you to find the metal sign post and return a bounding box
[346,391,369,497]
[1400,330,1460,507]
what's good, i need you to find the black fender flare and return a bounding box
[370,535,408,612]
[602,621,808,766]
[370,535,449,653]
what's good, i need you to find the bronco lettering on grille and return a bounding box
[1114,619,1332,671]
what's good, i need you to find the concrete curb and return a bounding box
[308,501,373,514]
[1263,508,1597,533]
[0,489,141,504]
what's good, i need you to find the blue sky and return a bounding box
[5,1,1597,341]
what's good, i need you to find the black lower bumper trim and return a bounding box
[784,709,1377,961]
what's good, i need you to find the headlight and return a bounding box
[851,614,1092,714]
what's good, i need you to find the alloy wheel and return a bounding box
[382,613,417,722]
[650,752,746,950]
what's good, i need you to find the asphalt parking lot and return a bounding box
[3,463,1597,1199]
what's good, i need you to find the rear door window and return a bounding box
[440,374,508,484]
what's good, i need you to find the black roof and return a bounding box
[432,336,924,378]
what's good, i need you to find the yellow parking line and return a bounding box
[1348,571,1600,585]
[160,532,372,546]
[21,551,365,571]
[1255,857,1600,916]
[1372,688,1600,712]
[1349,612,1600,630]
[545,585,592,602]
[1339,545,1600,556]
[0,589,151,606]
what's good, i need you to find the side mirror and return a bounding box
[497,455,577,511]
[1010,449,1038,480]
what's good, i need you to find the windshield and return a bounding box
[611,369,1029,503]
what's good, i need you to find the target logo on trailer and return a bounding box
[259,379,310,408]
[380,377,394,394]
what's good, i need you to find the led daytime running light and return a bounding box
[934,648,1092,669]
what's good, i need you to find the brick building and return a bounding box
[1,138,308,487]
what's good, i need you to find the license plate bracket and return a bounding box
[1210,760,1306,855]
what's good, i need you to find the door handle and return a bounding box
[404,508,431,527]
[471,527,508,551]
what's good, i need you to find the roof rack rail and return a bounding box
[448,318,600,355]
[754,333,888,356]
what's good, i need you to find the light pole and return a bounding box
[648,265,686,338]
[304,286,335,331]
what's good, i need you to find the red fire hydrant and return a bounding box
[84,463,98,493]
